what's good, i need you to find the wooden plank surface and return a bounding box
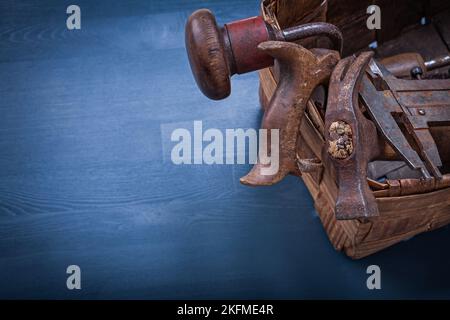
[0,0,450,299]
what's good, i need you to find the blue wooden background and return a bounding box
[0,0,449,299]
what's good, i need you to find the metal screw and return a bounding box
[418,109,426,115]
[411,66,423,80]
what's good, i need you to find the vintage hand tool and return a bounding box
[361,60,450,180]
[185,9,343,100]
[325,52,380,220]
[381,53,450,79]
[325,51,450,220]
[185,9,342,186]
[241,42,339,186]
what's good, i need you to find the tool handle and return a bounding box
[185,9,232,100]
[185,10,273,100]
[185,9,344,101]
[381,53,426,78]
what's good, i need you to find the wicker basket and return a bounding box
[259,0,450,259]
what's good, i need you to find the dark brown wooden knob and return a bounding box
[185,9,344,100]
[185,9,231,100]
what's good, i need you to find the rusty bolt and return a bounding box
[328,121,354,159]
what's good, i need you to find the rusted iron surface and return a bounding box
[282,22,343,54]
[360,76,432,178]
[424,54,450,71]
[296,156,323,174]
[362,60,450,179]
[240,41,339,186]
[324,52,380,220]
[185,7,450,211]
[257,0,450,258]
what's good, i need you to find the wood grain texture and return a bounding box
[276,0,326,28]
[327,0,376,56]
[1,0,450,300]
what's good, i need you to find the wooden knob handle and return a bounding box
[185,9,231,100]
[380,53,426,78]
[185,10,342,100]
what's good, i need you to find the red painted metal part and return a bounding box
[224,16,273,74]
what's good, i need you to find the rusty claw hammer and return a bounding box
[325,52,380,220]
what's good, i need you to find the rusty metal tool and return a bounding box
[362,60,450,180]
[325,52,380,220]
[185,9,343,100]
[241,42,340,186]
[381,53,450,79]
